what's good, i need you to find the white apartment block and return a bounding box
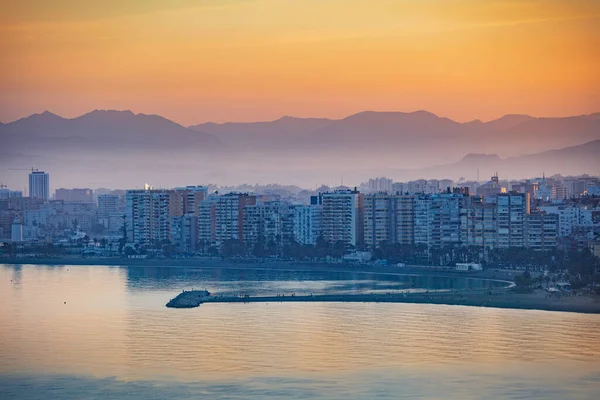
[496,192,530,248]
[292,204,322,245]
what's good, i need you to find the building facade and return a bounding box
[525,212,559,251]
[292,204,323,245]
[496,192,530,248]
[321,189,363,247]
[363,193,414,249]
[29,171,50,200]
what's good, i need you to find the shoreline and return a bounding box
[0,256,517,281]
[4,257,598,314]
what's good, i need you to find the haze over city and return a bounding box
[2,0,599,190]
[1,2,600,400]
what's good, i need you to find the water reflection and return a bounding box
[1,264,599,399]
[124,265,507,295]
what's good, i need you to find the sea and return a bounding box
[1,264,599,399]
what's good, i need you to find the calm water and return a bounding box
[1,264,599,399]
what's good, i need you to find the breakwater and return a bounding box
[198,290,600,314]
[166,290,211,308]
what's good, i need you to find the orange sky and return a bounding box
[1,0,599,125]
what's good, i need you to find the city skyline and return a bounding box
[1,1,599,124]
[2,2,600,398]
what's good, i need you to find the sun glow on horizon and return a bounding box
[1,0,599,125]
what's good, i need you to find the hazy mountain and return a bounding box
[398,140,600,181]
[2,109,598,189]
[478,114,534,131]
[190,116,333,150]
[191,110,600,161]
[2,109,222,153]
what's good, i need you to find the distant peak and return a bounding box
[18,110,65,122]
[88,109,134,115]
[410,110,438,117]
[344,109,442,121]
[77,109,136,119]
[502,113,532,118]
[487,113,534,123]
[482,114,535,130]
[460,153,502,162]
[274,115,298,122]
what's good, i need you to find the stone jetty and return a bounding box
[195,290,600,314]
[166,290,211,308]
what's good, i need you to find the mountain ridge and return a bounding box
[189,109,600,160]
[2,109,222,152]
[396,139,600,181]
[2,109,598,189]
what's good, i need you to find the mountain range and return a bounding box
[1,109,599,188]
[190,110,600,162]
[2,109,222,153]
[400,139,600,181]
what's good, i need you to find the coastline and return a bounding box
[0,256,516,281]
[4,256,598,314]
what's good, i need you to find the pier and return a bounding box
[165,289,600,314]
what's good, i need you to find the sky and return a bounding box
[1,0,599,125]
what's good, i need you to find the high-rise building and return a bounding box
[243,200,294,253]
[98,194,121,231]
[29,171,49,200]
[292,204,323,245]
[321,189,363,247]
[170,214,198,252]
[429,192,469,249]
[367,177,393,193]
[460,197,497,249]
[413,195,432,247]
[538,205,594,238]
[197,194,219,249]
[98,194,119,219]
[197,193,257,248]
[496,192,530,248]
[174,186,208,215]
[216,193,256,246]
[363,193,414,249]
[125,189,185,246]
